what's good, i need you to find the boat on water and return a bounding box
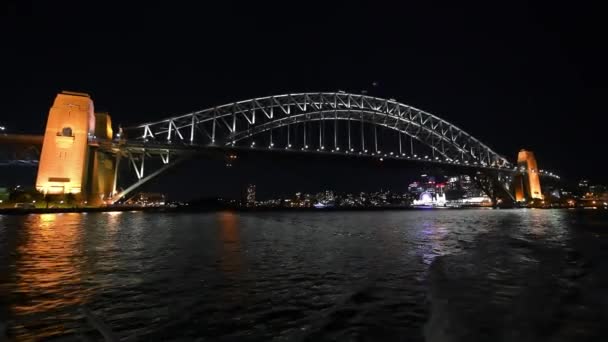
[411,192,492,209]
[412,191,448,208]
[412,204,450,209]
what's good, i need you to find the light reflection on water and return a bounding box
[13,214,89,315]
[217,211,243,276]
[0,209,607,341]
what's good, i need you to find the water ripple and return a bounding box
[1,209,607,340]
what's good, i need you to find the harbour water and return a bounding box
[1,209,607,341]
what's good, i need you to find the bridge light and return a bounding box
[321,146,325,150]
[350,148,354,152]
[379,158,383,161]
[414,154,417,157]
[305,145,309,149]
[288,144,292,148]
[390,152,393,155]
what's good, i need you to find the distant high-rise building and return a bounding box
[246,184,256,207]
[408,181,424,194]
[445,176,460,191]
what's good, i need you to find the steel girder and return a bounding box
[124,92,511,167]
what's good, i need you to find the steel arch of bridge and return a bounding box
[124,92,511,168]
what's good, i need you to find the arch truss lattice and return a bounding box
[124,93,511,168]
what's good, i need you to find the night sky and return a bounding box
[2,1,606,200]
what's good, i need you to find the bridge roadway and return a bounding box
[0,134,42,166]
[0,133,560,182]
[99,139,560,179]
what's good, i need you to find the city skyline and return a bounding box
[196,170,605,209]
[2,1,608,191]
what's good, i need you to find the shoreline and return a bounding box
[0,205,594,215]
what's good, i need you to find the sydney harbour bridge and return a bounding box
[1,91,560,205]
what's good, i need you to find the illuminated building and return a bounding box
[246,184,256,207]
[126,192,166,206]
[35,91,116,204]
[36,92,96,196]
[445,177,460,191]
[514,149,543,201]
[408,181,423,195]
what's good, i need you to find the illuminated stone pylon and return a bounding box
[36,91,117,203]
[514,149,543,201]
[36,91,96,196]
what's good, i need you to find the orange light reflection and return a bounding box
[12,214,90,316]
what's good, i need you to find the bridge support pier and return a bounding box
[472,171,515,208]
[109,154,188,204]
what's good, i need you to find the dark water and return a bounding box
[1,209,607,341]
